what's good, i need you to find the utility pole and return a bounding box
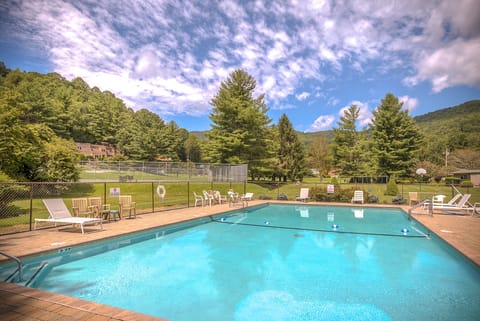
[445,148,449,167]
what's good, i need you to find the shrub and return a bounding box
[445,177,461,185]
[367,195,378,203]
[385,178,399,196]
[276,193,287,200]
[310,186,362,203]
[460,180,473,188]
[258,194,272,200]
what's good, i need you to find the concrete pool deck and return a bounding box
[1,201,479,320]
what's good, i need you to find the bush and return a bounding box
[258,194,272,200]
[385,178,399,196]
[460,180,473,188]
[276,193,288,200]
[392,194,405,204]
[310,186,361,203]
[445,177,461,185]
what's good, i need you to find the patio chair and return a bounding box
[351,190,364,204]
[214,191,227,205]
[408,192,419,206]
[88,197,113,221]
[295,188,310,202]
[228,191,242,207]
[241,192,254,201]
[119,195,136,219]
[203,190,214,206]
[72,198,94,217]
[35,199,103,234]
[194,192,204,207]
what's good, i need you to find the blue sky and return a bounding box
[1,0,479,132]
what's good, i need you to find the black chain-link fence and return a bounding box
[0,181,247,235]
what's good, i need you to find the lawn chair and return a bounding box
[72,198,94,217]
[351,190,364,204]
[88,197,114,221]
[119,195,136,219]
[295,188,310,202]
[194,192,204,207]
[35,199,102,234]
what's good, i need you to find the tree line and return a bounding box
[1,61,478,182]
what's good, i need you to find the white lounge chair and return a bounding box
[241,192,254,201]
[351,190,364,204]
[295,188,310,202]
[35,199,103,234]
[433,194,473,214]
[439,193,462,206]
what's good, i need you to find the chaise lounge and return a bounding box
[35,199,103,234]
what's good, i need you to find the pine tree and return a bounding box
[206,69,275,179]
[277,114,308,181]
[370,93,423,177]
[332,104,364,176]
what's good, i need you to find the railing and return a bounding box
[0,250,23,281]
[408,199,433,216]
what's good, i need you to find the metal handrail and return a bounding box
[408,199,433,216]
[0,251,23,281]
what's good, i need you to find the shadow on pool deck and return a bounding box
[1,201,479,320]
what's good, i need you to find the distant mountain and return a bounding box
[191,100,480,149]
[413,100,480,150]
[414,100,480,124]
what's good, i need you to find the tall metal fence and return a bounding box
[79,161,248,183]
[0,180,247,235]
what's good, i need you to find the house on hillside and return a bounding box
[75,142,122,159]
[451,169,480,187]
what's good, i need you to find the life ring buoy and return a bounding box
[157,185,166,200]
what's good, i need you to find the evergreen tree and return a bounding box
[206,69,275,179]
[332,104,364,176]
[277,114,308,181]
[370,93,423,177]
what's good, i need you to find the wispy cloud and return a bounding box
[296,92,310,101]
[1,0,478,124]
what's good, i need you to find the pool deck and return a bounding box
[1,201,479,320]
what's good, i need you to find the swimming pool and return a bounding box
[2,204,479,320]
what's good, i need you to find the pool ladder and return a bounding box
[408,199,433,216]
[0,251,23,282]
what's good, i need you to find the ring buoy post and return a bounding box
[157,185,166,200]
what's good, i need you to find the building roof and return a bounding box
[451,169,480,174]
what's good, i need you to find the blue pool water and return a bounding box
[2,204,480,320]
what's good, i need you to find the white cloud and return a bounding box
[296,92,310,101]
[405,38,480,92]
[2,0,479,123]
[305,115,335,132]
[399,96,419,112]
[339,101,372,128]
